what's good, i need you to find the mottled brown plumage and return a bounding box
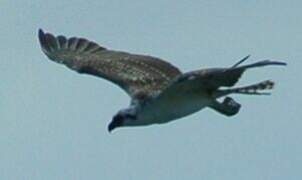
[39,29,181,98]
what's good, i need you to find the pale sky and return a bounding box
[1,0,301,179]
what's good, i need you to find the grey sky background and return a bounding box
[1,0,301,179]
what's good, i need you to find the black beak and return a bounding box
[108,115,123,133]
[108,121,116,133]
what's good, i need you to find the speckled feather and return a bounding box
[38,29,181,98]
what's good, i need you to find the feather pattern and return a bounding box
[38,29,181,98]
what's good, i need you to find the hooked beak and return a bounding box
[108,122,116,133]
[108,116,123,133]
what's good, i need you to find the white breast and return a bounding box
[136,91,212,125]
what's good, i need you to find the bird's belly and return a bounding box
[138,93,212,125]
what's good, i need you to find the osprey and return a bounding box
[38,29,286,132]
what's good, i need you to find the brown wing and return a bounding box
[38,29,182,98]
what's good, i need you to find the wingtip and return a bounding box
[269,61,287,66]
[38,28,44,36]
[280,62,287,66]
[38,28,45,42]
[232,54,251,68]
[38,28,51,52]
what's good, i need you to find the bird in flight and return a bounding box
[38,29,286,132]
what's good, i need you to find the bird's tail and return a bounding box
[214,80,275,98]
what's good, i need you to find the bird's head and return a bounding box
[108,109,137,132]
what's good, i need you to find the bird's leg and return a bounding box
[209,97,241,116]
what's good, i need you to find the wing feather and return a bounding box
[158,58,286,98]
[185,59,286,89]
[38,29,181,98]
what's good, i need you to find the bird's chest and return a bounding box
[138,91,211,124]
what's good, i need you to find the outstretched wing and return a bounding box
[38,29,181,98]
[159,56,286,96]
